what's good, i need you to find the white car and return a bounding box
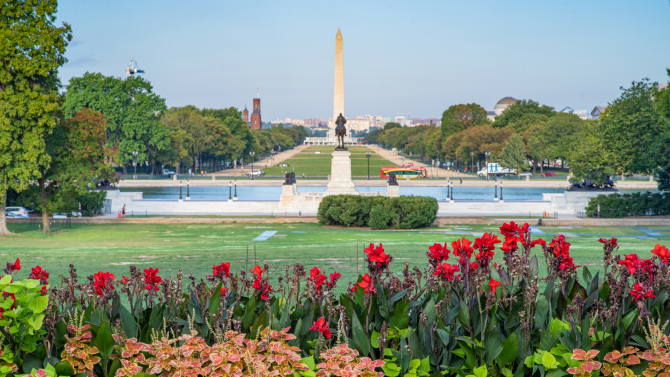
[6,207,28,217]
[162,168,176,175]
[53,213,68,219]
[247,170,265,177]
[312,151,321,154]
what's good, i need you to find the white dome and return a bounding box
[494,97,517,116]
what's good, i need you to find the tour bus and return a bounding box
[380,166,427,179]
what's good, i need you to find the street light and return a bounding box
[133,151,139,179]
[470,151,474,176]
[186,179,190,200]
[250,151,256,180]
[366,152,371,180]
[179,181,182,200]
[229,181,232,200]
[485,152,491,181]
[234,180,237,200]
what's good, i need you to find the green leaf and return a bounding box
[352,314,370,357]
[497,333,518,367]
[389,299,410,329]
[484,332,503,363]
[94,321,114,360]
[410,359,421,371]
[548,319,568,335]
[22,354,42,374]
[473,365,488,377]
[28,295,49,313]
[535,295,549,330]
[249,311,267,339]
[459,300,470,329]
[371,330,381,348]
[377,281,390,320]
[419,357,431,373]
[54,361,75,376]
[242,294,258,331]
[119,305,137,338]
[524,356,534,368]
[545,369,568,377]
[209,282,222,314]
[300,356,315,370]
[622,309,639,330]
[501,368,513,377]
[382,362,402,377]
[541,352,557,369]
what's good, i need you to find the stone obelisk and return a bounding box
[333,28,344,119]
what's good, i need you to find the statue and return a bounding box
[334,113,347,151]
[284,172,296,185]
[387,171,398,186]
[568,173,617,191]
[91,177,118,191]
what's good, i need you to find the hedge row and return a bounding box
[585,191,670,217]
[316,195,438,229]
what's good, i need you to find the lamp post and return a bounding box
[366,152,371,180]
[250,151,256,180]
[132,151,139,179]
[485,152,490,181]
[234,180,238,200]
[186,179,190,200]
[494,181,498,200]
[450,182,453,200]
[446,180,450,200]
[229,181,232,201]
[179,181,182,201]
[500,181,504,201]
[470,151,474,176]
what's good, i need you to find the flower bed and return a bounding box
[1,222,670,377]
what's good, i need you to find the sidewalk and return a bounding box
[367,145,469,178]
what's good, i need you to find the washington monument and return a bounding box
[333,28,344,119]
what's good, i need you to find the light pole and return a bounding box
[485,152,490,181]
[179,181,182,201]
[500,181,504,201]
[229,181,232,201]
[366,152,371,180]
[250,152,256,180]
[234,180,237,200]
[186,179,190,200]
[470,151,474,176]
[494,181,498,200]
[133,151,138,179]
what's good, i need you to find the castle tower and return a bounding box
[333,28,344,119]
[243,105,249,125]
[250,91,261,130]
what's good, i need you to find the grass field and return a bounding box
[2,221,668,293]
[262,146,398,177]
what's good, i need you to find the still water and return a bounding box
[118,187,652,201]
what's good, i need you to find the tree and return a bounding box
[652,71,670,191]
[384,122,402,131]
[541,113,586,168]
[292,125,310,144]
[498,133,528,176]
[441,103,489,138]
[492,99,555,128]
[569,122,613,185]
[62,73,170,173]
[36,109,117,231]
[365,129,383,144]
[0,1,72,234]
[599,79,666,179]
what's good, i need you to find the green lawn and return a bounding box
[2,222,667,293]
[261,146,398,177]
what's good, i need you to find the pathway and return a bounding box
[367,145,468,178]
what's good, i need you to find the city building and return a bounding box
[242,105,249,125]
[590,106,606,119]
[304,118,320,127]
[284,118,292,124]
[559,107,588,120]
[411,118,441,126]
[487,97,517,121]
[272,119,283,125]
[250,91,262,130]
[394,116,412,127]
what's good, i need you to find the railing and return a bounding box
[10,218,73,236]
[574,210,587,218]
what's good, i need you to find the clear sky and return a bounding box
[57,0,670,121]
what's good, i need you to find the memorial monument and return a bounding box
[326,113,357,194]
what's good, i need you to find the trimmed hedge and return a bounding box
[317,195,438,229]
[585,191,670,217]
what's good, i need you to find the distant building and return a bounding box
[411,118,441,126]
[242,105,249,125]
[318,120,328,127]
[304,118,320,127]
[559,107,588,120]
[487,97,517,121]
[272,119,283,125]
[250,94,262,130]
[347,116,374,133]
[284,118,292,124]
[590,106,606,119]
[394,116,412,127]
[292,119,305,126]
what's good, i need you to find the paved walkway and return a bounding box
[209,145,310,177]
[367,145,469,178]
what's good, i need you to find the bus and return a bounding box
[381,166,427,179]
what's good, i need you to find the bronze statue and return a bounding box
[283,172,296,185]
[334,113,347,150]
[388,171,398,186]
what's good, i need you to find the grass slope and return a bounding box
[2,222,667,293]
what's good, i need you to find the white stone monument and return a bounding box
[325,150,358,194]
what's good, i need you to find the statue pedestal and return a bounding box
[387,184,400,198]
[325,151,357,194]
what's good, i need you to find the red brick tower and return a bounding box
[250,94,261,130]
[242,105,249,125]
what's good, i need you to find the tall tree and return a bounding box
[498,133,528,176]
[0,1,72,234]
[569,122,612,185]
[652,71,670,191]
[62,73,170,173]
[441,103,489,138]
[37,109,117,231]
[492,99,555,128]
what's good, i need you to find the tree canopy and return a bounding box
[492,99,555,128]
[441,103,489,138]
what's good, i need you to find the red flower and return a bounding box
[28,266,49,281]
[310,317,332,339]
[559,256,579,271]
[469,261,479,270]
[500,239,517,254]
[253,275,262,290]
[433,263,459,282]
[252,274,273,300]
[6,258,20,274]
[652,244,670,264]
[121,276,130,284]
[500,222,530,245]
[630,283,655,302]
[530,239,546,249]
[221,286,227,296]
[489,279,501,293]
[426,243,450,265]
[599,237,618,247]
[250,265,263,277]
[93,271,115,297]
[364,243,391,267]
[212,262,231,278]
[474,233,501,253]
[549,234,571,258]
[143,268,162,291]
[452,238,474,264]
[618,254,655,280]
[352,273,376,293]
[260,283,273,301]
[310,266,327,292]
[327,271,341,288]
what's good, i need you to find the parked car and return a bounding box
[278,163,290,167]
[519,172,533,176]
[541,171,557,177]
[161,168,176,175]
[5,206,28,217]
[53,213,68,219]
[403,163,414,167]
[247,170,265,177]
[5,212,28,219]
[312,151,321,154]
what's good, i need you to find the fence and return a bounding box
[574,210,587,218]
[11,218,73,236]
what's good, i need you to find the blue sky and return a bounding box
[57,0,670,121]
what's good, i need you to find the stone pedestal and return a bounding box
[325,151,358,194]
[387,184,400,198]
[278,184,297,208]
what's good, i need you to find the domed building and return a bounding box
[487,97,517,120]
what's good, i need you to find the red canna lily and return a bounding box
[143,268,162,291]
[489,279,501,293]
[433,263,459,282]
[651,244,670,264]
[92,271,115,297]
[426,243,450,265]
[630,283,655,302]
[212,262,231,278]
[309,317,332,339]
[310,266,327,292]
[530,239,546,249]
[352,273,375,293]
[250,265,263,277]
[364,243,391,267]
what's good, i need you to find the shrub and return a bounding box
[585,191,670,217]
[318,195,437,229]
